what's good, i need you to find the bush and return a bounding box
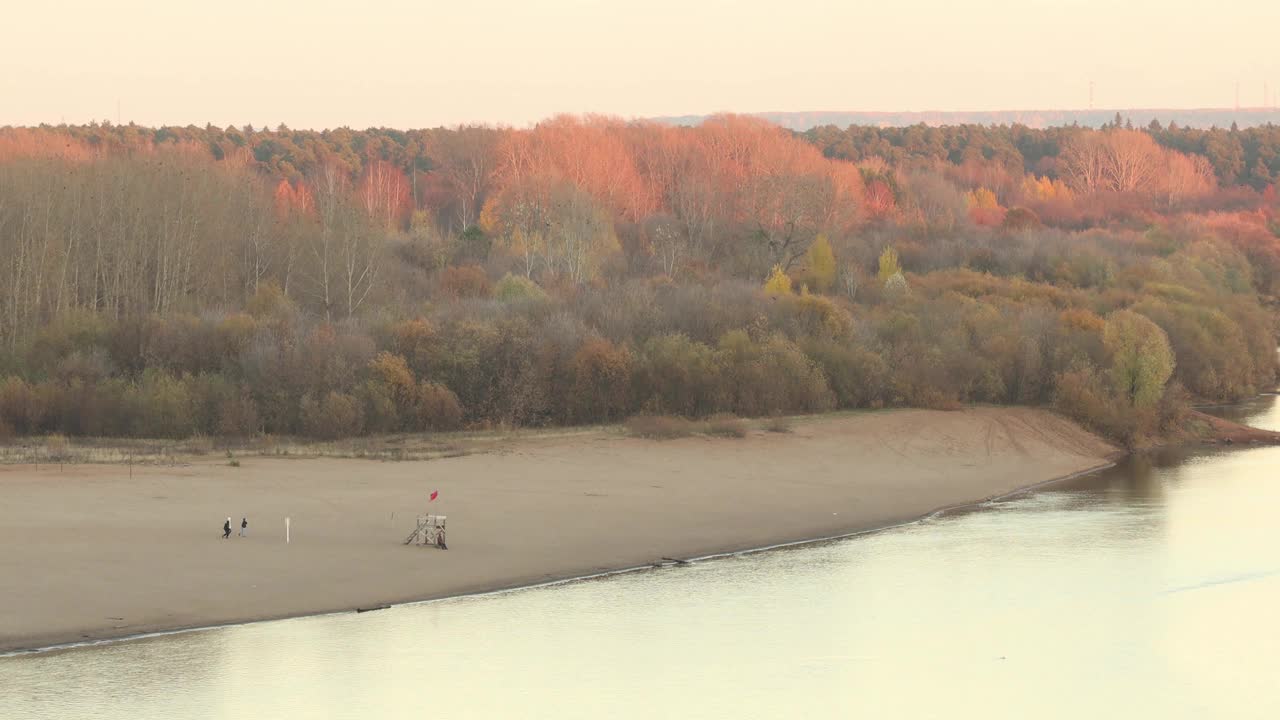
[494,273,548,303]
[570,338,632,423]
[217,387,260,436]
[185,435,214,455]
[45,434,70,461]
[804,341,890,408]
[764,415,793,433]
[245,282,293,319]
[300,391,365,439]
[625,414,698,439]
[777,293,854,340]
[1002,206,1041,231]
[0,377,43,433]
[634,333,723,417]
[415,382,464,431]
[131,370,196,438]
[717,331,834,416]
[439,265,492,299]
[704,414,748,438]
[1053,364,1140,445]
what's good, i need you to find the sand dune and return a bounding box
[0,407,1117,653]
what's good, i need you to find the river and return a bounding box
[4,399,1280,719]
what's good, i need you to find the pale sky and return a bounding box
[3,0,1277,129]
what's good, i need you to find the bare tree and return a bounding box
[304,163,347,320]
[1061,129,1163,194]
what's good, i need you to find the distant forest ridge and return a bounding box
[657,109,1280,131]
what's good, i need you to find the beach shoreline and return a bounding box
[0,407,1119,655]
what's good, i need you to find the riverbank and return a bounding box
[0,407,1119,654]
[1188,409,1280,445]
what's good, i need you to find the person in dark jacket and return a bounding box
[239,517,248,537]
[223,517,232,539]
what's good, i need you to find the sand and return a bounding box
[0,407,1117,653]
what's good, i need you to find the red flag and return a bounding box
[429,491,439,502]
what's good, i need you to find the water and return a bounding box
[5,400,1280,719]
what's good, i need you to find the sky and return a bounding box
[3,0,1278,129]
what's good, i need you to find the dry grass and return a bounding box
[2,412,777,467]
[764,415,793,433]
[0,432,478,466]
[626,414,752,440]
[182,435,215,455]
[625,415,699,439]
[704,414,748,438]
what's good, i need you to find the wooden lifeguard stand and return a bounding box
[403,514,447,549]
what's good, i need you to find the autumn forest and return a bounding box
[1,115,1279,446]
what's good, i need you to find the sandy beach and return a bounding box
[0,407,1117,653]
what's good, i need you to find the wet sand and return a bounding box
[0,407,1117,653]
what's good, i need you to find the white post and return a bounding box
[286,517,291,544]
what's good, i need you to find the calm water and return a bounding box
[4,400,1280,719]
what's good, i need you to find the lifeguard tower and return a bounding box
[403,514,447,549]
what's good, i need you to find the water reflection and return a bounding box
[4,400,1280,719]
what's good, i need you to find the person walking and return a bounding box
[222,517,232,539]
[239,517,248,537]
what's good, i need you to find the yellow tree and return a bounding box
[804,234,837,293]
[965,187,999,209]
[877,246,901,284]
[764,264,792,296]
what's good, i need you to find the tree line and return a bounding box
[1,115,1277,446]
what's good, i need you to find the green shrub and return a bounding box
[494,273,548,303]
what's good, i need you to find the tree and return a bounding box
[426,126,500,231]
[1161,152,1216,203]
[481,182,546,278]
[1002,207,1041,231]
[570,337,632,422]
[803,235,837,293]
[357,160,411,231]
[966,186,1006,226]
[877,246,902,284]
[745,173,833,271]
[764,265,792,296]
[646,214,686,277]
[545,185,619,284]
[304,162,347,319]
[883,272,909,298]
[1060,129,1163,194]
[1104,310,1175,407]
